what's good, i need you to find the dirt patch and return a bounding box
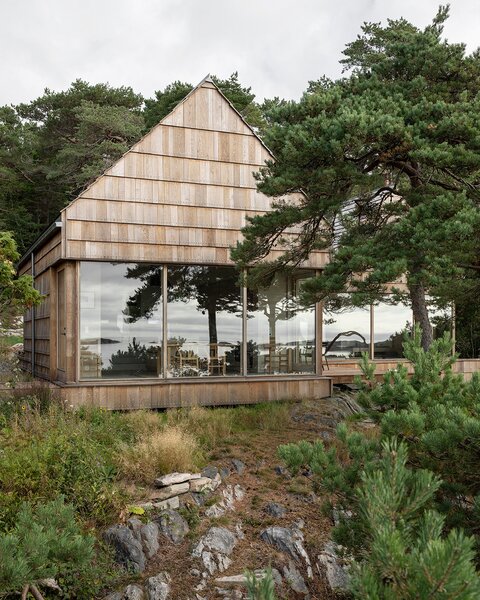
[126,399,341,599]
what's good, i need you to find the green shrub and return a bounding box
[0,497,96,598]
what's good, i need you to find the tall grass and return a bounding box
[118,426,203,484]
[0,394,294,530]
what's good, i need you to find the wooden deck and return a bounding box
[324,358,480,384]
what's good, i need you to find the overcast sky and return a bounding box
[2,0,479,106]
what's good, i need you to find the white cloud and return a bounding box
[2,0,479,105]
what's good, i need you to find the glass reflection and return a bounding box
[247,272,315,374]
[323,297,370,361]
[167,266,242,377]
[427,297,453,341]
[80,262,162,379]
[373,300,412,358]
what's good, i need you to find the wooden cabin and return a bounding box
[17,77,333,409]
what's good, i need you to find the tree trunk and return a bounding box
[207,304,218,358]
[410,282,433,350]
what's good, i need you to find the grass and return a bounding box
[0,391,295,530]
[118,426,203,484]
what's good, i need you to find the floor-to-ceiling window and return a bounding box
[80,262,162,379]
[373,301,413,359]
[166,266,242,377]
[323,297,370,361]
[246,272,315,374]
[79,262,317,379]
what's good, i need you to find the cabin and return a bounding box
[17,77,479,409]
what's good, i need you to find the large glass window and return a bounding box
[80,262,162,379]
[373,301,412,359]
[323,297,370,361]
[247,272,315,375]
[167,266,242,377]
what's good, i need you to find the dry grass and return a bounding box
[121,409,163,436]
[117,426,203,484]
[166,405,234,449]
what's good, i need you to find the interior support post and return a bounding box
[162,266,168,378]
[315,270,323,375]
[241,269,248,376]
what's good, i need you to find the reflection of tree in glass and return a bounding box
[122,265,242,350]
[102,338,152,376]
[168,266,242,348]
[122,264,163,322]
[249,273,302,350]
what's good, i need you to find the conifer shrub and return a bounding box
[279,327,480,596]
[0,496,102,599]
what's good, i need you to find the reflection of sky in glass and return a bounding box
[323,307,370,340]
[80,262,162,373]
[374,302,412,341]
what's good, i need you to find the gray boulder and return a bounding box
[196,527,236,555]
[201,465,219,479]
[156,509,189,544]
[231,459,245,475]
[283,561,308,594]
[123,585,145,600]
[145,572,171,600]
[192,527,237,575]
[103,525,146,573]
[259,527,299,560]
[264,502,287,518]
[317,541,350,592]
[140,521,161,559]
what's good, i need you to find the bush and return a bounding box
[0,406,132,529]
[0,496,96,599]
[279,328,480,596]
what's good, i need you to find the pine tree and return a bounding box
[0,497,95,599]
[232,7,480,350]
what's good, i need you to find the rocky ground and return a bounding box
[103,390,360,600]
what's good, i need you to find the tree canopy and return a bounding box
[232,6,480,349]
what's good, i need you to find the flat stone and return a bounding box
[152,496,180,511]
[214,571,267,588]
[145,572,171,600]
[123,584,145,600]
[201,466,219,479]
[317,541,350,592]
[190,477,213,492]
[153,482,190,500]
[156,509,189,544]
[104,594,123,600]
[103,525,146,573]
[264,502,287,518]
[154,472,200,487]
[193,527,237,557]
[283,561,308,594]
[231,459,245,475]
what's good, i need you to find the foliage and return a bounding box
[0,496,95,599]
[0,80,144,252]
[232,7,480,350]
[245,568,277,600]
[0,231,41,331]
[351,440,480,599]
[279,329,480,595]
[143,72,266,132]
